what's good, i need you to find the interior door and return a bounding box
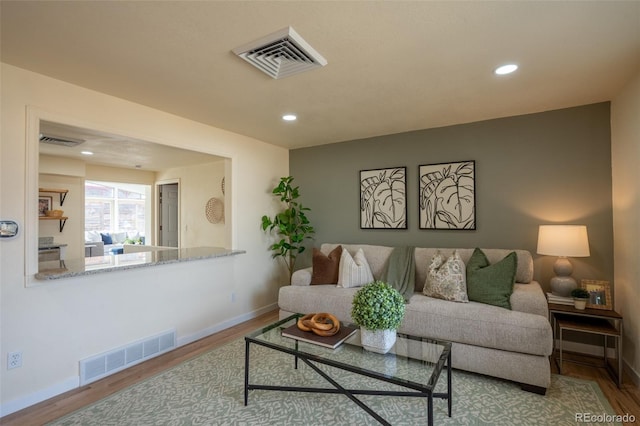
[159,183,179,247]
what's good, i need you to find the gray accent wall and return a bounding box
[290,103,613,292]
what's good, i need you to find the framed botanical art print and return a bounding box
[360,167,407,229]
[419,160,475,230]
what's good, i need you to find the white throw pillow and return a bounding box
[111,232,127,244]
[337,248,374,288]
[423,250,469,302]
[85,230,102,243]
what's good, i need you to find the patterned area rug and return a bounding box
[50,338,620,425]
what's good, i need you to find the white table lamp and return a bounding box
[537,225,590,297]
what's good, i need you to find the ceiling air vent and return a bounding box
[232,26,327,79]
[39,134,85,147]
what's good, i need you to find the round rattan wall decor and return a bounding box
[205,197,224,224]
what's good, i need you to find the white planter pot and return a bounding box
[573,298,587,310]
[360,328,396,354]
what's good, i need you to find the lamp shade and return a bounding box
[536,225,590,257]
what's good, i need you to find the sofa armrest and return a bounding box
[291,267,313,286]
[84,241,104,257]
[510,281,548,318]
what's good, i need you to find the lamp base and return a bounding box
[549,256,578,297]
[550,276,577,297]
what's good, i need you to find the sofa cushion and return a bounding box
[279,285,360,321]
[310,245,342,284]
[403,293,552,356]
[278,284,552,356]
[337,248,374,288]
[85,230,102,243]
[466,248,517,309]
[424,250,469,302]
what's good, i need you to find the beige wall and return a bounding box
[86,164,157,185]
[611,70,640,383]
[156,160,228,248]
[38,173,85,259]
[0,63,289,414]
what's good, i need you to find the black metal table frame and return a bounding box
[244,316,452,426]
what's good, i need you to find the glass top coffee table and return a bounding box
[244,314,452,426]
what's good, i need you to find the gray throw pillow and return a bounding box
[423,250,469,302]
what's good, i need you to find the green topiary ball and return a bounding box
[351,281,405,331]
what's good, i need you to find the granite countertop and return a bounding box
[35,246,245,280]
[38,243,68,249]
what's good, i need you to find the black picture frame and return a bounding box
[419,160,476,230]
[360,166,407,229]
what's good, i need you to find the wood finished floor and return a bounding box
[2,309,639,425]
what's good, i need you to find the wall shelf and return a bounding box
[39,216,68,232]
[39,188,69,232]
[39,188,69,206]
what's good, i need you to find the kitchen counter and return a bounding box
[35,246,245,280]
[38,243,68,249]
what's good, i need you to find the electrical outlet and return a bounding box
[7,351,22,369]
[231,292,236,303]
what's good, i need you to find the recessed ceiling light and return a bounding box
[81,151,93,156]
[494,64,518,75]
[282,114,297,121]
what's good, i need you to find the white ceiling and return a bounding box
[39,121,224,171]
[2,1,639,151]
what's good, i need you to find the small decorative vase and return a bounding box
[573,298,587,310]
[360,328,396,354]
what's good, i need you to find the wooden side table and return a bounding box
[548,303,623,388]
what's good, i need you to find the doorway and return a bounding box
[158,182,179,247]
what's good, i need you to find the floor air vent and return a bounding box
[232,26,327,79]
[79,329,176,385]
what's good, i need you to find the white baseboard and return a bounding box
[0,302,278,418]
[177,302,278,347]
[0,375,79,417]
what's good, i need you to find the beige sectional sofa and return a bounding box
[278,243,553,393]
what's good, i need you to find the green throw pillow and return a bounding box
[466,248,517,309]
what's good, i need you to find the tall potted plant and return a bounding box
[261,176,315,283]
[351,281,405,354]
